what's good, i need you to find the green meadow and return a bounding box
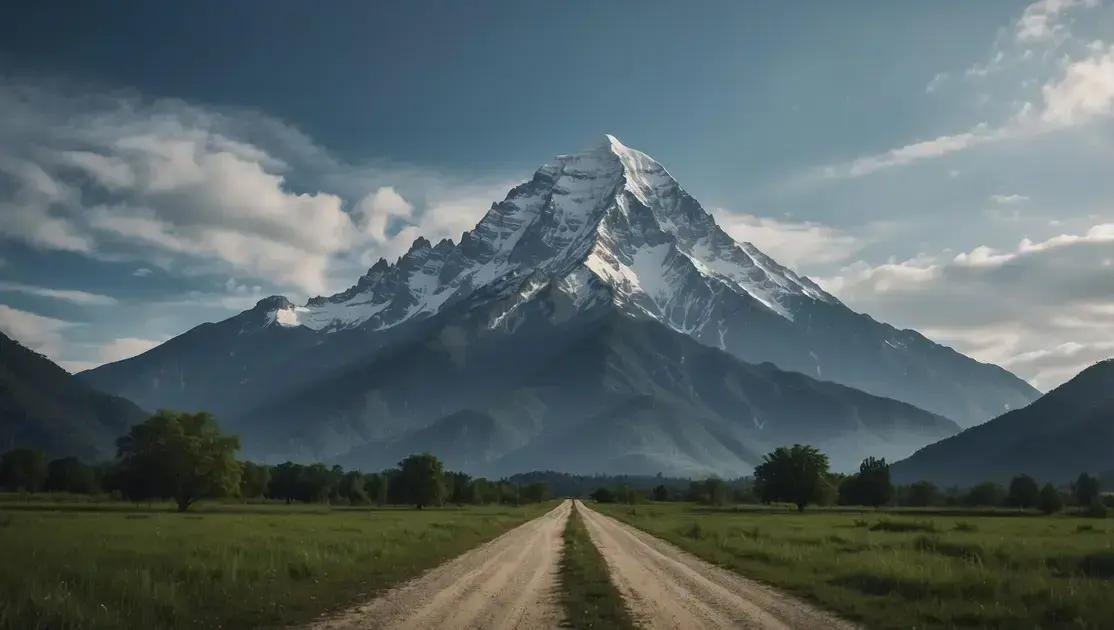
[0,499,551,629]
[595,502,1114,629]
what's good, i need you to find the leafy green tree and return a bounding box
[753,444,830,511]
[652,484,670,501]
[115,411,242,512]
[906,480,941,507]
[338,470,369,505]
[364,473,389,506]
[0,448,47,492]
[45,457,96,494]
[398,453,445,509]
[590,487,616,503]
[1073,472,1101,508]
[1007,474,1040,509]
[962,482,1005,507]
[1038,483,1063,514]
[268,461,303,503]
[839,457,893,507]
[446,471,473,505]
[239,461,270,499]
[521,482,551,503]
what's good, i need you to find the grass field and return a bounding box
[558,502,636,629]
[595,502,1114,629]
[0,498,552,629]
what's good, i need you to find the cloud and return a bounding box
[822,127,1000,179]
[817,222,1114,390]
[93,336,163,364]
[132,267,153,277]
[819,3,1111,180]
[925,72,950,93]
[714,212,864,269]
[0,281,117,305]
[1016,0,1098,44]
[0,77,514,296]
[0,304,74,359]
[1039,42,1114,126]
[990,193,1030,204]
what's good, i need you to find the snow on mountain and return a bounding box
[269,134,832,339]
[85,135,1039,431]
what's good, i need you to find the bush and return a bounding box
[1082,501,1108,519]
[590,487,616,503]
[1038,483,1063,514]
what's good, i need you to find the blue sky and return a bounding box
[0,0,1112,389]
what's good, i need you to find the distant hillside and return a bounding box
[0,331,147,459]
[893,359,1114,486]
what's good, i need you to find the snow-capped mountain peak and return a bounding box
[266,135,835,335]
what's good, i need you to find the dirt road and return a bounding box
[576,500,856,630]
[311,500,571,630]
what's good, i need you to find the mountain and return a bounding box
[242,294,959,476]
[81,135,1035,473]
[0,331,147,460]
[893,359,1114,486]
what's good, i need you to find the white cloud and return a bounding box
[714,212,864,269]
[819,3,1111,180]
[0,304,74,359]
[94,336,163,364]
[990,193,1030,204]
[1016,0,1098,44]
[0,78,515,296]
[822,127,1001,179]
[925,72,950,93]
[818,222,1114,390]
[1040,42,1114,126]
[0,281,118,305]
[132,267,153,277]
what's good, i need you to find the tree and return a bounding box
[1039,483,1063,514]
[906,480,941,507]
[239,461,270,499]
[397,453,445,509]
[753,444,830,511]
[590,487,616,503]
[364,473,389,506]
[268,461,304,504]
[962,481,1005,507]
[652,484,670,502]
[115,411,242,512]
[521,482,551,503]
[0,448,47,492]
[1073,473,1101,508]
[45,457,96,494]
[1006,474,1040,509]
[838,457,893,507]
[338,470,369,505]
[446,471,473,505]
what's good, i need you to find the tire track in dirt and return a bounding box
[311,500,571,629]
[576,500,856,630]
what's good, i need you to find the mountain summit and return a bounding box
[254,135,1036,426]
[82,136,1038,475]
[271,134,831,336]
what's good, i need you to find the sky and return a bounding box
[0,0,1111,391]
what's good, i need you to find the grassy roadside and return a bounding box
[0,501,553,629]
[595,502,1114,629]
[558,502,637,629]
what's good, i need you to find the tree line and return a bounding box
[587,444,1110,516]
[0,410,550,511]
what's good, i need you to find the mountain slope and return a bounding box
[892,359,1114,486]
[236,281,958,476]
[0,331,147,459]
[84,136,1034,428]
